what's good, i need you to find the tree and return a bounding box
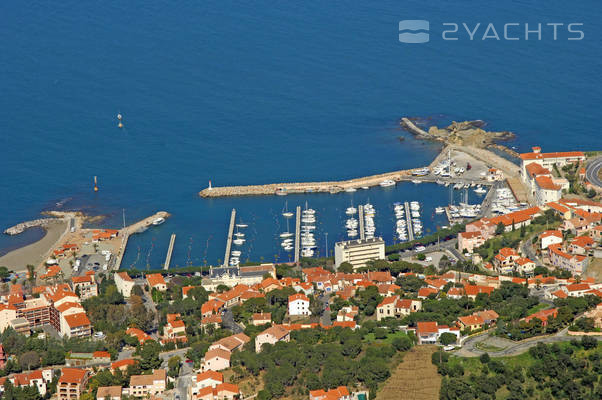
[0,266,10,280]
[392,335,413,352]
[338,262,354,273]
[19,351,40,371]
[439,332,457,346]
[479,353,491,364]
[495,222,505,235]
[167,356,181,378]
[131,285,144,297]
[139,342,162,371]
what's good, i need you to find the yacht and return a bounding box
[233,238,245,245]
[435,207,445,214]
[346,207,357,215]
[361,186,369,190]
[235,223,248,228]
[474,187,487,195]
[234,232,245,238]
[152,217,165,226]
[379,179,395,187]
[345,187,357,192]
[411,179,422,184]
[231,250,241,257]
[280,232,294,238]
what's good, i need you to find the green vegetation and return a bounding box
[436,340,602,399]
[232,325,414,399]
[385,223,466,254]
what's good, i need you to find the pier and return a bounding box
[223,209,236,267]
[114,211,170,270]
[294,206,301,264]
[164,233,176,270]
[358,205,365,240]
[404,202,414,241]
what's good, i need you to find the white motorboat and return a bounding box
[435,207,445,214]
[280,232,294,238]
[152,217,165,226]
[234,232,245,238]
[474,187,487,194]
[236,224,248,228]
[361,186,369,190]
[282,212,294,218]
[346,207,357,215]
[411,179,422,184]
[233,238,245,245]
[231,250,241,257]
[379,179,395,187]
[345,188,357,192]
[284,246,293,251]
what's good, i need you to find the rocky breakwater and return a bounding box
[4,218,63,235]
[401,118,515,149]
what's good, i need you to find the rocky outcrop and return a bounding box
[401,117,515,149]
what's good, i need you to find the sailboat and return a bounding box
[282,201,294,218]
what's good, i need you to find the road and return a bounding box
[222,309,243,334]
[520,231,545,267]
[318,293,331,326]
[457,329,602,358]
[585,155,602,188]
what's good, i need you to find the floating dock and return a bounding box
[404,202,414,242]
[358,205,365,240]
[163,234,176,270]
[294,206,301,264]
[223,209,236,267]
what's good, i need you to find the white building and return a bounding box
[114,272,136,298]
[288,293,310,316]
[334,238,385,270]
[540,230,563,250]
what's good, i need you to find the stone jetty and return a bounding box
[4,218,62,235]
[199,168,419,198]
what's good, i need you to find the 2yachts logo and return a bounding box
[399,21,584,43]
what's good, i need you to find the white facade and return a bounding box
[114,272,136,297]
[288,298,310,316]
[334,238,385,270]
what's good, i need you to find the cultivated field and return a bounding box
[376,345,441,400]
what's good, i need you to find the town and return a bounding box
[1,146,602,400]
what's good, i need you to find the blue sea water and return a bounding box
[1,1,600,267]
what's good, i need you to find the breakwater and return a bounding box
[4,218,62,235]
[199,169,420,198]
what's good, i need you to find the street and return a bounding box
[222,309,244,334]
[318,293,331,326]
[585,155,602,188]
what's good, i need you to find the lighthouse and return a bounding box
[208,180,213,190]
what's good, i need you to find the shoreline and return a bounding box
[0,220,68,272]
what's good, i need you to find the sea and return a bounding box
[1,1,600,269]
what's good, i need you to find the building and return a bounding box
[114,272,136,298]
[309,386,351,400]
[376,297,421,321]
[202,264,276,292]
[126,327,153,345]
[252,313,271,326]
[493,248,520,275]
[202,349,231,372]
[524,308,558,326]
[208,333,250,353]
[458,231,486,254]
[71,273,98,300]
[457,311,499,332]
[146,273,167,292]
[163,313,187,343]
[520,147,585,179]
[195,383,240,400]
[96,386,122,400]
[57,368,89,400]
[548,244,588,275]
[540,230,563,249]
[416,322,460,345]
[334,238,385,270]
[515,257,536,276]
[128,369,166,397]
[288,293,311,316]
[521,161,569,205]
[255,325,290,352]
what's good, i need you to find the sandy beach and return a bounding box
[0,220,68,272]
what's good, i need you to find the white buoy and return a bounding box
[117,113,122,120]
